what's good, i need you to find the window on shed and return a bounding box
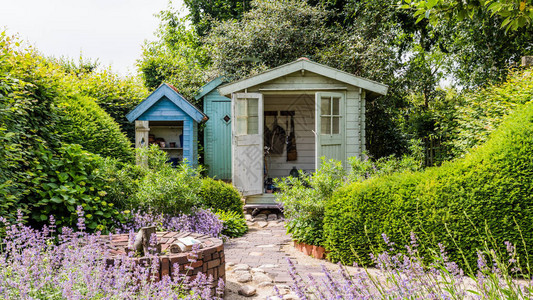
[236,98,259,135]
[320,96,341,134]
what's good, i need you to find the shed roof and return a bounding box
[218,58,388,97]
[194,77,225,100]
[126,83,207,123]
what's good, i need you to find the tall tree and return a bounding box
[137,5,210,102]
[184,0,252,36]
[407,0,533,31]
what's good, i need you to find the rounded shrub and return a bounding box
[54,95,134,162]
[199,178,243,215]
[324,102,533,270]
[216,210,248,238]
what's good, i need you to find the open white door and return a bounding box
[232,93,264,196]
[315,92,345,169]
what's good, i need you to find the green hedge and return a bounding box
[199,178,243,216]
[324,102,533,269]
[55,95,134,162]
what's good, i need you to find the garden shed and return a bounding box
[194,77,232,180]
[126,83,207,167]
[217,58,388,206]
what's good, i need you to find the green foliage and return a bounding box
[205,0,336,82]
[184,0,252,36]
[134,146,203,215]
[65,67,148,142]
[275,159,346,246]
[324,102,533,270]
[348,142,424,182]
[138,7,209,102]
[447,69,533,157]
[407,0,533,32]
[0,32,136,230]
[29,144,126,231]
[198,178,243,215]
[93,158,146,211]
[55,95,134,162]
[216,210,248,238]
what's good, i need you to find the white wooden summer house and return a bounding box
[218,58,388,206]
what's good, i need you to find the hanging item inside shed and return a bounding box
[286,114,297,161]
[264,115,286,154]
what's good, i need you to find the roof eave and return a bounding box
[218,60,388,96]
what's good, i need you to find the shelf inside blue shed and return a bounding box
[148,121,184,161]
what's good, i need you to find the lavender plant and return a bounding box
[0,208,224,299]
[283,233,533,299]
[118,208,224,238]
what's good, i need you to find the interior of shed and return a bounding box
[262,94,316,192]
[148,120,184,166]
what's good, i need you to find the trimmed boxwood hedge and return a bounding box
[199,178,244,216]
[324,102,533,269]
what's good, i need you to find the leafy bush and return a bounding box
[324,102,533,269]
[0,33,134,230]
[134,146,203,215]
[55,95,134,162]
[216,210,248,238]
[199,178,243,215]
[348,141,424,182]
[93,158,146,211]
[67,67,148,141]
[446,69,533,158]
[28,144,127,232]
[276,159,346,246]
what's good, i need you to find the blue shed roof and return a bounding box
[126,83,208,123]
[194,77,225,100]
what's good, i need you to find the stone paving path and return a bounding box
[223,211,328,299]
[225,220,324,284]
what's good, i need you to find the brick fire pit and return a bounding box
[105,231,225,290]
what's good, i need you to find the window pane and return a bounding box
[237,117,247,135]
[321,97,331,115]
[332,97,340,115]
[236,99,246,115]
[247,116,258,134]
[332,116,341,134]
[247,98,258,117]
[321,116,331,134]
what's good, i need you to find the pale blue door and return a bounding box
[206,100,232,179]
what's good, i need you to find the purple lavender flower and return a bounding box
[0,210,220,299]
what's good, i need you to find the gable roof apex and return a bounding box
[218,59,388,96]
[194,77,225,100]
[126,83,207,123]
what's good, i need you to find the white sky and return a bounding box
[0,0,186,76]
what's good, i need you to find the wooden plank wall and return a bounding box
[263,94,316,178]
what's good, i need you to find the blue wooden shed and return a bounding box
[126,83,207,167]
[194,77,232,179]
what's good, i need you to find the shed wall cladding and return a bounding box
[251,72,348,90]
[264,94,315,178]
[138,97,187,120]
[203,91,232,179]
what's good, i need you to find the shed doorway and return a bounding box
[263,94,316,186]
